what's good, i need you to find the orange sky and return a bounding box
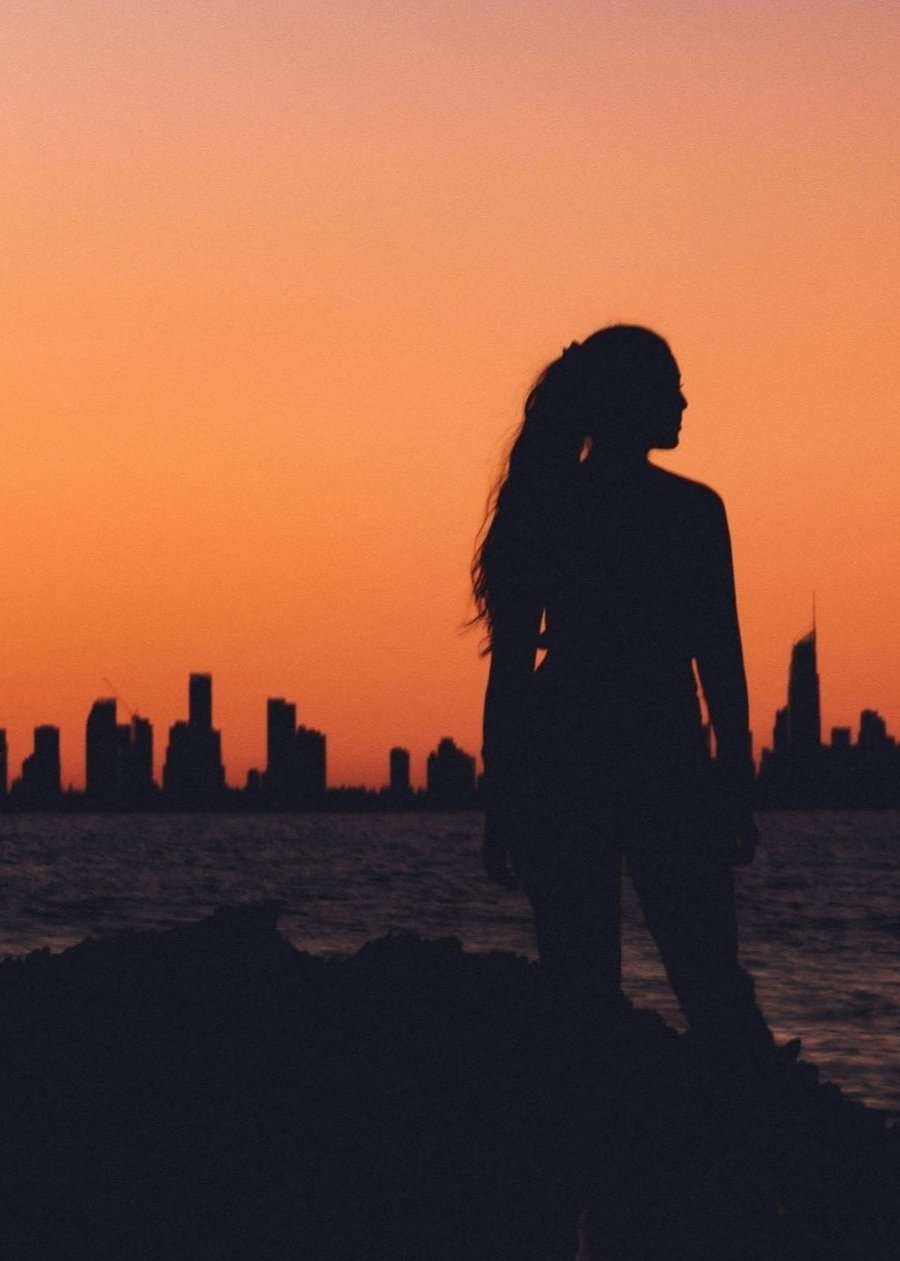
[2,1,899,789]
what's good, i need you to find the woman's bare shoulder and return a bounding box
[647,465,726,516]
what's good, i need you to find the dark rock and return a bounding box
[0,907,896,1260]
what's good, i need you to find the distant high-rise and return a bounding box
[266,699,297,799]
[786,628,821,755]
[86,700,156,805]
[19,726,62,805]
[163,674,226,805]
[189,673,213,730]
[853,709,897,807]
[859,709,889,750]
[772,706,790,755]
[389,747,411,797]
[295,725,326,803]
[426,737,477,807]
[264,698,326,806]
[757,622,856,807]
[86,699,119,800]
[130,716,154,794]
[0,729,7,798]
[117,715,155,802]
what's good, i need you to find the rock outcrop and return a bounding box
[0,905,896,1260]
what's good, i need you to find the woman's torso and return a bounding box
[534,460,718,778]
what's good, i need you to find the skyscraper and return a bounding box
[858,709,888,750]
[757,624,825,806]
[85,700,156,806]
[389,747,411,797]
[163,673,226,805]
[426,737,477,807]
[295,725,326,804]
[86,699,119,800]
[130,716,154,795]
[19,726,62,806]
[263,698,326,807]
[266,699,297,800]
[786,629,821,754]
[189,673,213,730]
[0,729,7,799]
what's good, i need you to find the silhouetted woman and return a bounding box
[474,325,769,1043]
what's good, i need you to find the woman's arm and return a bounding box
[694,494,758,863]
[481,595,543,886]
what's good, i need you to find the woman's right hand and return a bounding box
[730,808,759,866]
[482,817,518,889]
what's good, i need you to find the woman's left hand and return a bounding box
[729,808,759,866]
[482,817,518,889]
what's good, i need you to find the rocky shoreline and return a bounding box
[1,905,897,1259]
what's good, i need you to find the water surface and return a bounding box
[1,810,898,1112]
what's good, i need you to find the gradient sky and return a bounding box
[2,0,899,789]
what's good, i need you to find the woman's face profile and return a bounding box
[646,354,688,450]
[594,349,687,454]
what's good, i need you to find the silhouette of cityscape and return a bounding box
[0,673,478,812]
[756,626,900,807]
[1,636,898,812]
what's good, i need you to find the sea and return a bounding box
[0,810,898,1115]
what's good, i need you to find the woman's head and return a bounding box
[472,324,686,640]
[541,324,686,456]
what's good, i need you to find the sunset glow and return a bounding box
[3,1,899,789]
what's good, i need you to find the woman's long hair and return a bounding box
[472,324,673,647]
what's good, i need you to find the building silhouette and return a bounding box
[5,618,898,810]
[859,708,888,750]
[190,672,212,730]
[786,629,821,754]
[86,699,156,807]
[86,699,119,801]
[770,628,822,760]
[129,716,155,800]
[266,699,297,800]
[14,726,62,808]
[759,627,824,805]
[264,698,326,807]
[162,673,226,807]
[426,737,477,808]
[295,725,327,803]
[390,747,411,796]
[849,709,898,807]
[380,745,415,808]
[758,627,900,807]
[1,676,486,811]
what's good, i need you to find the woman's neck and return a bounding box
[584,447,651,473]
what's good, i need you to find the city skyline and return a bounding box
[2,4,900,798]
[758,626,900,807]
[3,618,898,794]
[0,670,478,803]
[3,625,899,807]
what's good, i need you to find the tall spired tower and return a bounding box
[787,627,821,754]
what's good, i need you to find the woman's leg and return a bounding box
[521,813,625,1009]
[626,833,764,1034]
